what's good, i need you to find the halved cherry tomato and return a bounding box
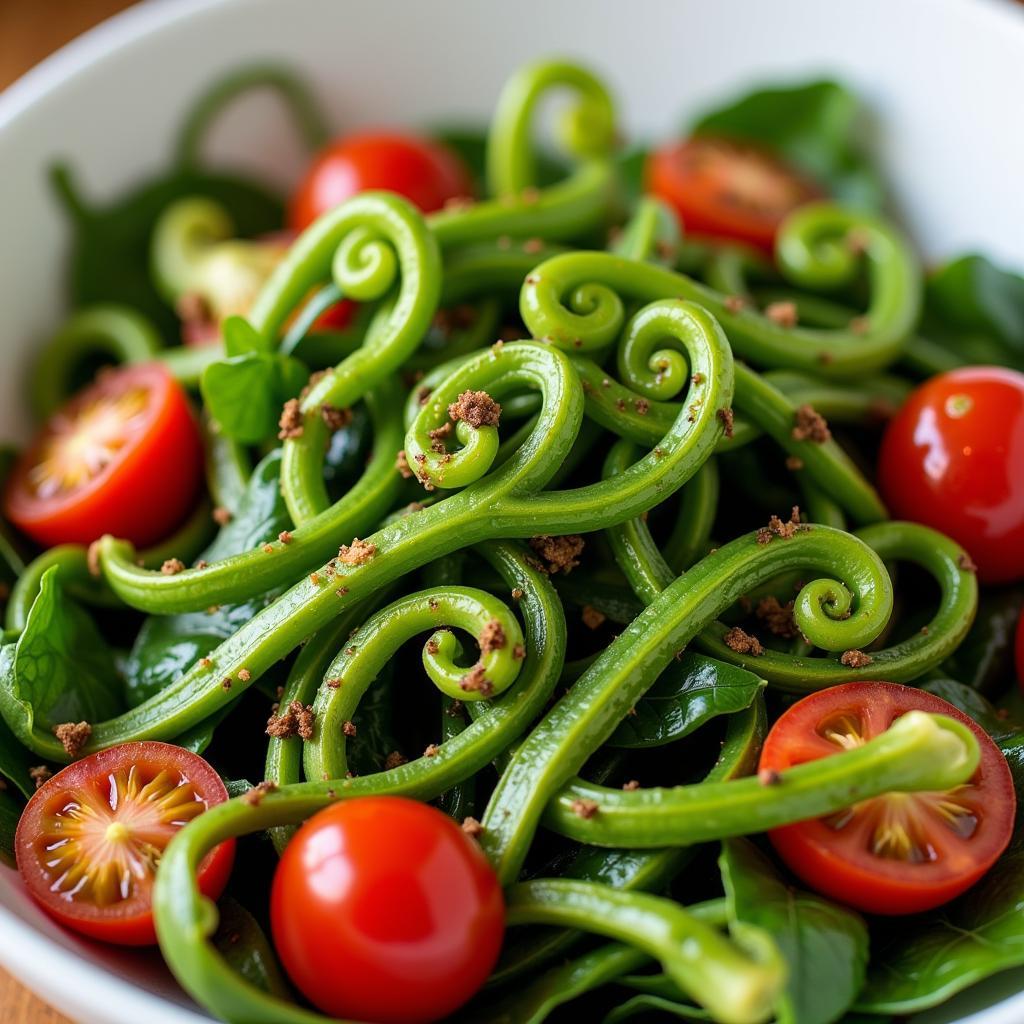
[646,136,820,254]
[288,131,473,232]
[15,742,234,945]
[761,682,1015,915]
[271,796,504,1024]
[878,367,1024,583]
[3,364,203,548]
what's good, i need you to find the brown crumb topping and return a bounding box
[479,619,507,653]
[462,816,484,837]
[570,798,599,820]
[723,627,764,657]
[53,721,91,758]
[724,294,747,314]
[161,558,186,576]
[757,506,805,545]
[242,781,278,806]
[756,597,798,639]
[717,407,735,438]
[582,605,606,630]
[840,649,874,668]
[448,390,502,428]
[213,506,233,526]
[29,766,51,790]
[423,743,440,758]
[238,668,252,682]
[528,534,585,575]
[277,398,304,440]
[266,700,317,740]
[338,538,376,565]
[765,300,799,328]
[785,455,805,471]
[342,720,357,738]
[792,404,831,443]
[428,421,453,444]
[321,404,352,431]
[384,750,408,770]
[634,398,650,416]
[396,450,413,479]
[278,531,293,545]
[958,553,978,573]
[622,779,641,792]
[512,643,526,661]
[460,663,494,697]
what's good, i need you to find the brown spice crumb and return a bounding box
[213,506,232,526]
[528,534,585,575]
[428,598,439,611]
[958,553,978,573]
[423,744,440,758]
[338,538,376,565]
[161,558,185,576]
[724,294,747,314]
[336,586,349,597]
[195,560,210,570]
[460,663,494,697]
[462,816,484,837]
[199,657,213,669]
[582,605,606,630]
[717,407,735,438]
[840,649,873,668]
[692,372,705,385]
[428,421,453,443]
[396,450,413,478]
[756,506,805,545]
[29,766,51,789]
[342,720,357,738]
[277,531,293,545]
[792,404,832,443]
[785,455,805,471]
[242,781,278,806]
[448,389,502,428]
[615,397,627,412]
[53,722,91,758]
[634,398,650,416]
[758,768,782,787]
[384,750,408,770]
[765,300,799,328]
[479,619,507,653]
[309,573,321,586]
[723,627,764,657]
[622,779,641,792]
[320,404,352,431]
[238,669,251,682]
[522,237,545,254]
[326,678,342,689]
[277,398,304,440]
[266,700,317,740]
[756,596,798,639]
[511,587,524,601]
[425,638,441,656]
[512,643,526,661]
[570,798,599,820]
[262,544,274,554]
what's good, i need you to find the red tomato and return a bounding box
[646,137,820,253]
[271,796,504,1023]
[15,742,234,945]
[288,132,473,231]
[761,682,1015,915]
[878,367,1024,583]
[3,364,203,548]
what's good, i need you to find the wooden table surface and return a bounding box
[0,12,141,1024]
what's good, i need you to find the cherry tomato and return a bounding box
[271,796,504,1023]
[3,364,203,548]
[878,367,1024,583]
[15,742,234,945]
[761,681,1015,915]
[288,131,473,231]
[646,137,820,254]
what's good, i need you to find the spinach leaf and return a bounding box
[213,896,290,998]
[691,80,882,211]
[0,568,122,750]
[721,838,869,1024]
[0,669,39,799]
[53,164,283,341]
[201,347,308,444]
[919,678,1023,743]
[0,786,21,866]
[607,654,763,748]
[923,255,1024,368]
[123,452,290,705]
[940,587,1023,695]
[857,734,1024,1014]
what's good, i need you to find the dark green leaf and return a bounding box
[0,569,122,749]
[54,164,282,340]
[608,654,764,748]
[604,993,709,1023]
[0,668,39,799]
[0,786,21,866]
[212,896,290,998]
[919,678,1023,743]
[200,352,308,444]
[857,734,1024,1014]
[940,587,1024,695]
[691,80,882,211]
[721,838,869,1024]
[123,452,289,706]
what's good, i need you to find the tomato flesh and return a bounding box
[288,131,473,232]
[878,367,1024,583]
[271,796,504,1023]
[15,742,234,945]
[646,136,820,253]
[761,682,1015,915]
[3,364,203,548]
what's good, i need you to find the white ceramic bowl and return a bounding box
[2,0,1024,1021]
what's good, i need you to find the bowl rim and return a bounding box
[3,0,1024,1022]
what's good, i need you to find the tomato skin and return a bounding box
[646,137,820,254]
[271,796,504,1023]
[288,132,473,231]
[761,682,1015,915]
[878,367,1024,583]
[15,742,234,946]
[3,364,203,549]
